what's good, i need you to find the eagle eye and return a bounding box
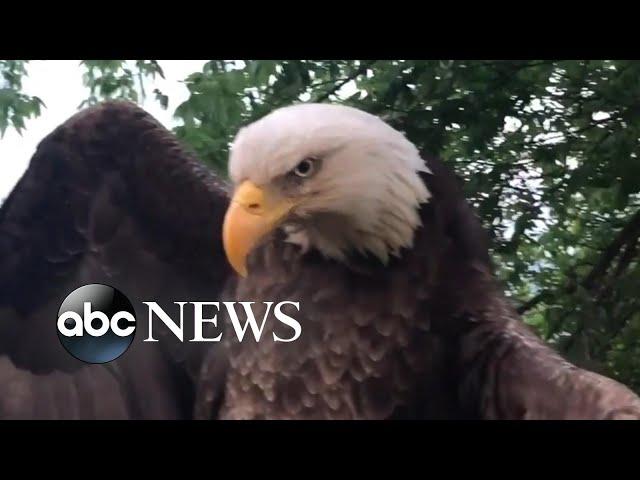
[293,158,316,178]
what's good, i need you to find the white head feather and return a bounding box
[229,103,431,264]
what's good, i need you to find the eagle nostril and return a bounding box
[248,203,260,210]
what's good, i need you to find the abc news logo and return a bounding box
[57,284,302,364]
[57,284,137,363]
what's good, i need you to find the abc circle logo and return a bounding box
[57,284,136,363]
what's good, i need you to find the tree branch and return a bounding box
[583,209,640,290]
[313,60,377,103]
[517,290,553,314]
[518,208,640,317]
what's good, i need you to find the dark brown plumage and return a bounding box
[0,101,230,418]
[1,101,639,420]
[199,158,640,420]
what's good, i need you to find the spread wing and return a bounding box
[0,101,232,419]
[456,296,640,419]
[421,157,640,420]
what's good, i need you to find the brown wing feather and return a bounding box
[422,156,640,419]
[0,101,232,419]
[453,287,640,420]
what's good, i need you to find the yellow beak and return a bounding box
[222,180,294,277]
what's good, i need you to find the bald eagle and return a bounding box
[0,101,638,419]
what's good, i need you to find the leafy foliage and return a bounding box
[79,60,165,108]
[3,59,640,392]
[0,61,44,136]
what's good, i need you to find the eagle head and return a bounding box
[223,103,431,276]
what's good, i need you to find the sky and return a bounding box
[0,60,208,200]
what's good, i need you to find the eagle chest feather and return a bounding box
[218,239,456,420]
